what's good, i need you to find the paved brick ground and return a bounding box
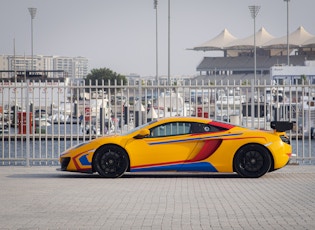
[0,165,314,230]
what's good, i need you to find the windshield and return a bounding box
[122,120,158,136]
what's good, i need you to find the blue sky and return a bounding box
[1,0,314,77]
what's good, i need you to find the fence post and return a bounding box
[251,80,255,129]
[26,80,30,167]
[137,82,142,126]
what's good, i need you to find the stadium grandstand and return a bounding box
[191,26,315,83]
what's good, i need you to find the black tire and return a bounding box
[233,144,271,178]
[93,145,129,178]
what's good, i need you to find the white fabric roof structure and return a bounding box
[227,27,275,49]
[193,29,237,51]
[192,26,315,51]
[303,36,315,47]
[264,26,314,48]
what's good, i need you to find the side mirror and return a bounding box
[134,129,150,139]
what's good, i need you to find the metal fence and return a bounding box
[1,79,314,166]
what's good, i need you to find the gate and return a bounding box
[0,79,314,165]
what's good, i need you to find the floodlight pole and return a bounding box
[284,0,290,66]
[249,5,260,86]
[28,7,37,71]
[154,0,158,85]
[168,0,171,86]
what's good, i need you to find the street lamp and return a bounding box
[28,7,37,71]
[284,0,290,66]
[248,5,260,85]
[154,0,158,85]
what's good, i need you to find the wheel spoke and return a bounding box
[234,145,271,178]
[242,151,264,172]
[101,152,120,172]
[95,146,129,178]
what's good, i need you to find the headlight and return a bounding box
[72,141,91,150]
[60,141,91,156]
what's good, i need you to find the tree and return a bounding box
[84,68,127,93]
[300,74,308,85]
[85,68,127,86]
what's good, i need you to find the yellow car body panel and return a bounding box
[125,134,198,168]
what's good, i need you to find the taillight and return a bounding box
[280,135,290,144]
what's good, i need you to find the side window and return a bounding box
[190,122,223,134]
[150,122,191,137]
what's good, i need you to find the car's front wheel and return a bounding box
[93,145,129,178]
[233,144,271,178]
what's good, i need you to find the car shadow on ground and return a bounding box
[122,172,242,179]
[7,171,243,179]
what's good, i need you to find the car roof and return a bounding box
[156,116,213,124]
[154,117,236,130]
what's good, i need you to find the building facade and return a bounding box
[270,60,315,85]
[0,55,88,79]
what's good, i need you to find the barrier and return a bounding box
[0,79,314,165]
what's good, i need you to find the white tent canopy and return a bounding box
[264,26,314,48]
[192,26,315,51]
[303,36,315,47]
[193,28,237,51]
[227,27,275,49]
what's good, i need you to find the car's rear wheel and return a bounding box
[234,144,271,178]
[94,145,129,178]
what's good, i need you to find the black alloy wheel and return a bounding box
[94,145,129,178]
[234,144,271,178]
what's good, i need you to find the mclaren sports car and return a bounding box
[59,117,293,178]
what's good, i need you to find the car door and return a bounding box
[126,121,198,171]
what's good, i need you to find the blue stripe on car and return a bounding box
[148,133,243,145]
[79,154,91,166]
[131,162,217,172]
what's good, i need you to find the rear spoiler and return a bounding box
[270,121,293,132]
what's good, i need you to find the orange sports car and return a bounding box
[59,117,293,178]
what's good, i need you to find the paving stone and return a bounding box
[0,165,314,229]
